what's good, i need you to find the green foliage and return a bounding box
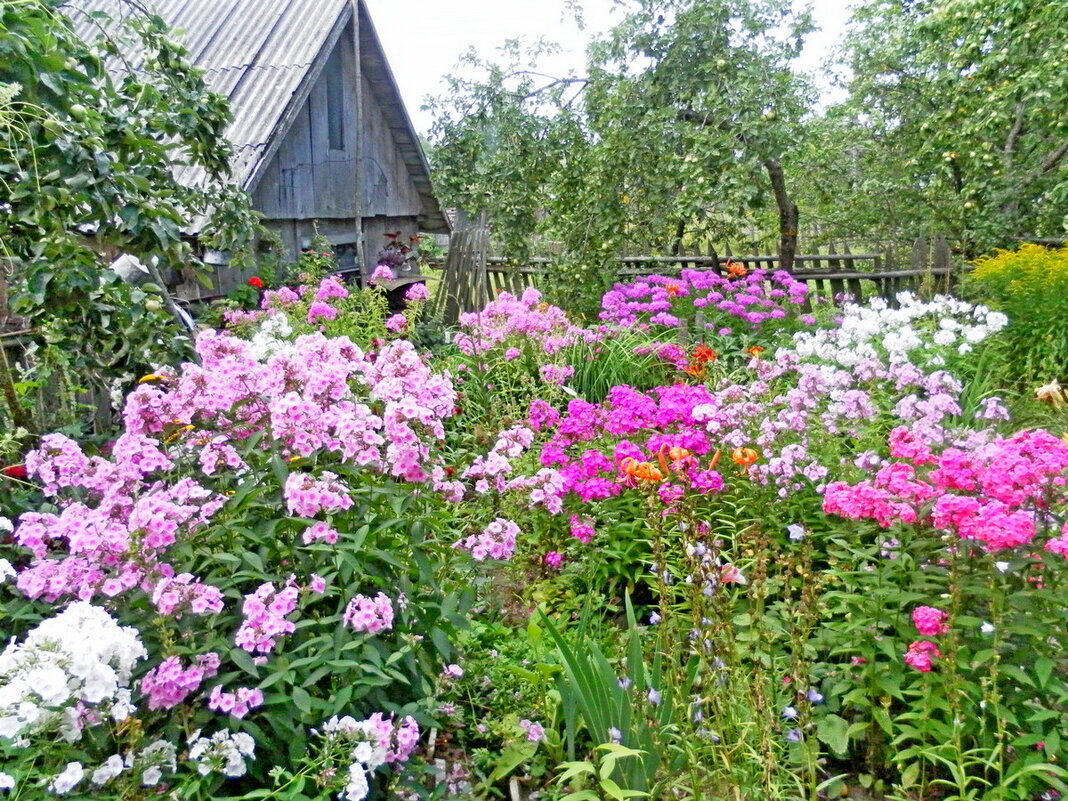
[964,244,1068,386]
[429,0,813,314]
[828,0,1068,252]
[0,0,258,436]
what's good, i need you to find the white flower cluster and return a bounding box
[188,729,256,778]
[43,739,177,796]
[0,602,146,742]
[791,292,1008,368]
[248,312,295,361]
[319,715,388,801]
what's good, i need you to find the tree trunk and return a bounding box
[670,218,686,256]
[764,158,799,271]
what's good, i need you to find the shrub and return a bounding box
[966,243,1068,386]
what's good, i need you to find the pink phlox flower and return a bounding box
[343,592,395,634]
[370,265,395,283]
[904,640,940,672]
[912,606,949,637]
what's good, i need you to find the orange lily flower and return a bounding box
[731,447,759,467]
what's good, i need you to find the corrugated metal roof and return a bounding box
[65,0,449,233]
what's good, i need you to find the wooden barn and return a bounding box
[69,0,449,291]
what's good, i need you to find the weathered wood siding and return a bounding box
[360,73,422,218]
[252,30,359,220]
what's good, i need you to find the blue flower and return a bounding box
[787,524,806,542]
[648,688,662,705]
[782,706,799,720]
[786,728,802,742]
[806,689,824,704]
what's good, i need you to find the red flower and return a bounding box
[1,464,27,480]
[247,276,264,288]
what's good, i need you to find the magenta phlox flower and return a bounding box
[569,515,597,544]
[912,606,949,637]
[315,276,349,302]
[370,265,395,282]
[904,640,940,672]
[306,300,339,324]
[405,282,430,302]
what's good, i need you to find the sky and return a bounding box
[362,0,854,137]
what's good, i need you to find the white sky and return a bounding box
[362,0,854,136]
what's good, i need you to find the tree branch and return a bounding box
[1041,139,1068,174]
[1003,101,1026,159]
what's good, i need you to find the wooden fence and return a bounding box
[430,234,961,324]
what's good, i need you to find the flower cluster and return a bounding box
[140,653,220,711]
[343,593,395,634]
[207,685,264,719]
[121,330,456,484]
[151,572,225,618]
[455,288,597,357]
[904,640,941,673]
[454,517,521,561]
[234,581,300,654]
[599,268,808,332]
[791,293,1007,368]
[0,603,145,742]
[318,713,420,801]
[825,429,1068,555]
[188,729,256,778]
[912,606,949,637]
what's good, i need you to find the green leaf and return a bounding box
[816,714,851,757]
[291,686,313,716]
[488,742,537,783]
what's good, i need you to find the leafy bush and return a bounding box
[966,243,1068,386]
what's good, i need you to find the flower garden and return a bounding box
[2,246,1068,801]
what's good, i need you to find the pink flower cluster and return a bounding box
[140,653,219,711]
[825,429,1068,555]
[343,593,394,634]
[235,581,300,654]
[14,434,223,604]
[527,384,725,507]
[284,472,354,518]
[262,286,301,310]
[904,640,941,673]
[405,283,430,302]
[121,330,456,485]
[455,288,598,357]
[569,515,596,544]
[208,685,265,719]
[912,606,949,637]
[599,268,808,332]
[302,521,340,545]
[366,712,420,764]
[151,573,225,618]
[454,517,520,561]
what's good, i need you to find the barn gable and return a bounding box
[69,0,448,281]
